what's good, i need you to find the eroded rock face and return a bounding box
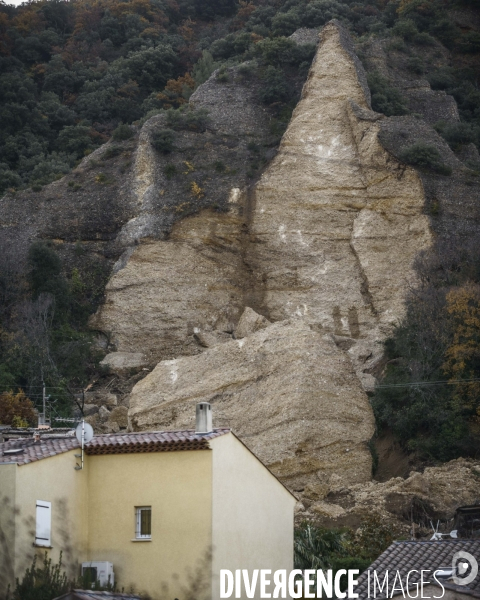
[129,319,375,491]
[92,21,432,381]
[101,21,434,495]
[90,207,247,362]
[245,21,432,385]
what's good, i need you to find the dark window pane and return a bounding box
[140,508,151,536]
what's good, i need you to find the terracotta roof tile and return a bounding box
[0,428,230,466]
[357,540,480,599]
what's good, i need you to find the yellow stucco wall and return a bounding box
[0,449,88,593]
[1,433,295,600]
[86,449,213,599]
[0,463,17,593]
[210,433,296,600]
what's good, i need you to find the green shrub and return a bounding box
[9,552,70,600]
[387,38,408,52]
[259,66,290,104]
[332,557,372,592]
[427,67,455,91]
[430,19,458,49]
[459,31,480,54]
[391,19,418,41]
[434,121,479,151]
[406,56,425,75]
[27,241,69,314]
[164,163,177,179]
[255,37,315,68]
[102,145,123,160]
[165,107,210,132]
[294,524,345,571]
[192,50,219,86]
[112,124,134,141]
[151,128,175,153]
[0,165,22,195]
[216,68,229,83]
[95,172,114,184]
[237,61,256,79]
[367,72,410,116]
[414,31,436,46]
[271,11,300,37]
[399,142,452,175]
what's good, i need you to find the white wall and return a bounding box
[210,433,296,600]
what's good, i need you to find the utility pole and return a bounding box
[42,380,46,424]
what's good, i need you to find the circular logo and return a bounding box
[452,551,478,586]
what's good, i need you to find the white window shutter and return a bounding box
[35,501,51,547]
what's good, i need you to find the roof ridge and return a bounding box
[91,426,230,438]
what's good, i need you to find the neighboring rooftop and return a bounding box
[0,428,230,466]
[54,591,141,600]
[357,540,480,599]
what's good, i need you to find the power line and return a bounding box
[376,377,480,389]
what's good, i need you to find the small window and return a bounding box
[35,500,51,547]
[135,507,151,539]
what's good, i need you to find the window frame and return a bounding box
[134,506,152,540]
[35,500,52,547]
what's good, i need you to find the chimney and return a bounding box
[195,402,212,434]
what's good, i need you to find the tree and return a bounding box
[26,242,69,315]
[55,125,92,158]
[120,44,179,94]
[294,524,345,570]
[372,237,480,460]
[192,51,218,86]
[0,390,36,427]
[443,284,480,422]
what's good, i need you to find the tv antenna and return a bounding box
[74,421,94,471]
[430,520,458,540]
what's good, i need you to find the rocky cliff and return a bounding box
[2,19,479,518]
[96,21,435,498]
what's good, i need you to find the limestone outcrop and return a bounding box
[245,22,432,387]
[97,21,435,497]
[128,318,375,492]
[92,21,432,382]
[90,208,247,362]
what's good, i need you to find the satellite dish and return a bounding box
[75,422,94,444]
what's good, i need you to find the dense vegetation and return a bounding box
[0,239,107,420]
[294,515,402,590]
[373,236,480,461]
[0,0,479,196]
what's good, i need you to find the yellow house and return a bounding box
[0,403,296,600]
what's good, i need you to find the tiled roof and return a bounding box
[54,590,141,600]
[85,428,230,455]
[0,434,78,466]
[0,428,230,465]
[357,540,480,600]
